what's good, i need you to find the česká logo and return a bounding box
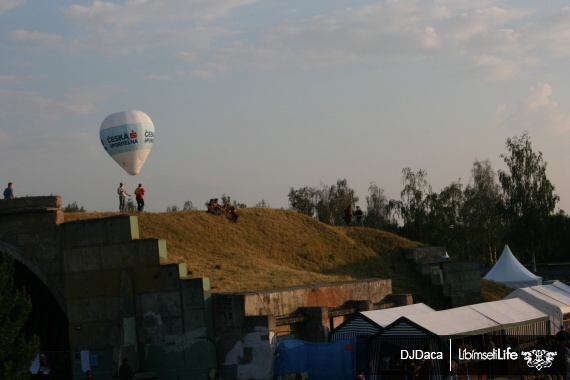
[521,350,557,370]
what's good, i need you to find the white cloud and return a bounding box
[0,86,111,126]
[145,74,172,81]
[0,128,12,146]
[469,55,525,82]
[64,0,259,28]
[174,51,201,63]
[189,70,214,78]
[519,7,570,57]
[0,75,22,84]
[501,83,570,134]
[0,0,24,15]
[10,29,67,49]
[219,1,529,69]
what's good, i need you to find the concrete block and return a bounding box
[65,269,122,299]
[0,195,61,211]
[132,265,181,293]
[105,297,120,320]
[80,246,102,271]
[100,245,123,269]
[138,291,182,320]
[68,298,107,323]
[17,233,40,245]
[61,222,85,248]
[105,215,140,243]
[177,262,187,278]
[130,239,166,267]
[64,248,83,272]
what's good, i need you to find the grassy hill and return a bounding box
[65,208,463,309]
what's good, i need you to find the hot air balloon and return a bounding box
[100,110,155,175]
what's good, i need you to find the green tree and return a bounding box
[288,186,316,217]
[125,198,137,212]
[255,199,270,207]
[63,201,85,212]
[498,132,559,261]
[0,251,39,379]
[365,182,394,230]
[220,194,246,208]
[314,179,358,226]
[166,205,179,212]
[461,160,503,264]
[395,168,432,241]
[424,179,464,250]
[182,200,196,211]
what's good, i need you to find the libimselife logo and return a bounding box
[521,350,557,370]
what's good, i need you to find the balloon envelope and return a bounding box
[100,110,155,175]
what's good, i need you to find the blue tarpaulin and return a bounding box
[275,339,355,380]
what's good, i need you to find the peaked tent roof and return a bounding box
[330,303,435,339]
[483,245,542,288]
[378,298,549,339]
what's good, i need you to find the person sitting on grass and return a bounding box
[225,203,239,223]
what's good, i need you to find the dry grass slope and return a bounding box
[65,208,461,309]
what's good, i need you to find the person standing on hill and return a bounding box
[355,206,364,227]
[117,182,131,212]
[3,182,14,199]
[134,184,145,212]
[343,205,353,226]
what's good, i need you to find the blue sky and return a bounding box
[2,0,570,213]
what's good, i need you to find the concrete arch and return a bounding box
[0,239,67,316]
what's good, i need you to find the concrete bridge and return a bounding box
[0,196,216,379]
[0,196,406,380]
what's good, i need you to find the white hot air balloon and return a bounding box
[100,110,155,175]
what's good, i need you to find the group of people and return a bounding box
[206,198,239,222]
[117,183,145,212]
[343,205,365,227]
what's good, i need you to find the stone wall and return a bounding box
[212,279,396,380]
[406,247,481,308]
[0,196,66,311]
[61,215,217,380]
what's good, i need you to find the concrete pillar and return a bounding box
[299,306,330,342]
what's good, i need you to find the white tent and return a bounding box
[483,245,542,288]
[330,303,435,340]
[379,298,549,338]
[504,284,570,332]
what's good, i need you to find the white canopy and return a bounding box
[483,245,542,288]
[505,284,570,332]
[380,298,549,338]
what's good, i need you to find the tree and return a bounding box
[461,160,503,264]
[365,182,394,230]
[182,200,196,211]
[63,201,85,213]
[424,179,465,250]
[395,168,432,241]
[166,205,179,212]
[220,194,246,209]
[498,132,559,261]
[0,251,39,379]
[314,179,358,226]
[255,199,270,207]
[288,186,316,217]
[125,198,137,212]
